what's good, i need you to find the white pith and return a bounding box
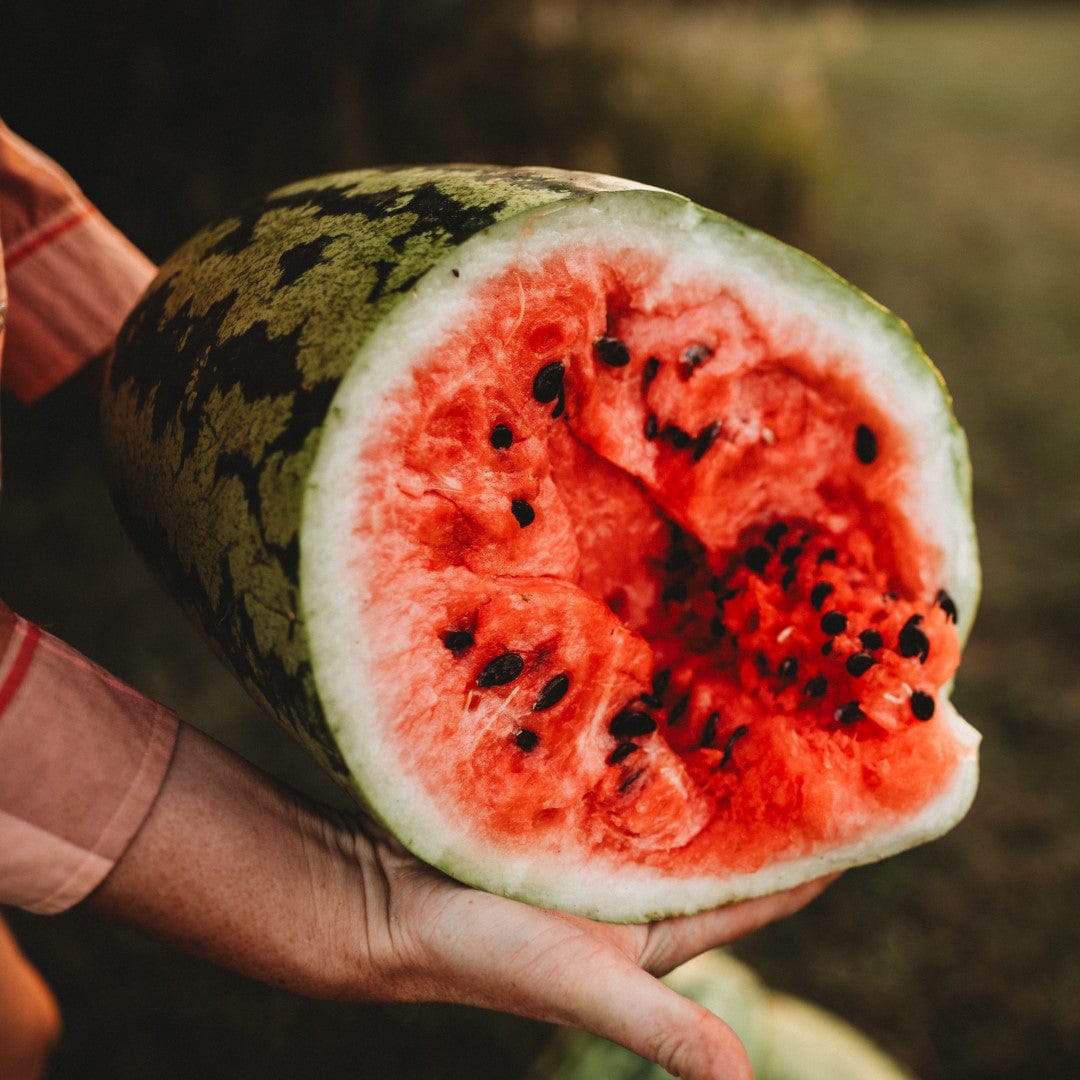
[300,190,981,921]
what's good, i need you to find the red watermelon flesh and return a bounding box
[305,234,978,918]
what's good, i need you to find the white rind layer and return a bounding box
[300,187,981,921]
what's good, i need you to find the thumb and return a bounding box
[561,960,754,1080]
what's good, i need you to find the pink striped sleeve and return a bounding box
[0,119,155,404]
[0,613,178,914]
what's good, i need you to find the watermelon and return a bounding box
[531,949,919,1080]
[100,166,980,922]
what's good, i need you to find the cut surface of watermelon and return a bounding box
[103,168,979,921]
[300,186,979,920]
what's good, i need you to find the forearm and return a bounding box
[85,723,374,1000]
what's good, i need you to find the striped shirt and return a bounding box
[0,119,178,914]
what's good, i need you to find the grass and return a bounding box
[2,4,1079,1079]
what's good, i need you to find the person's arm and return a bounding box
[88,719,831,1080]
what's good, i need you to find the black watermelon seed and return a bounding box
[936,589,958,622]
[607,741,639,765]
[477,652,525,687]
[709,614,726,639]
[859,629,884,651]
[533,672,570,711]
[652,668,672,698]
[810,582,835,610]
[511,499,536,527]
[679,342,713,379]
[668,693,690,726]
[490,424,513,450]
[691,421,722,463]
[778,656,799,681]
[764,521,790,548]
[803,673,828,698]
[845,652,877,677]
[754,651,771,677]
[594,336,631,367]
[609,709,658,738]
[638,692,664,709]
[642,356,660,388]
[820,610,848,636]
[662,581,688,603]
[442,629,474,653]
[781,566,798,591]
[515,729,540,752]
[898,616,931,662]
[661,424,693,450]
[780,544,804,567]
[745,544,771,574]
[644,413,659,440]
[836,700,865,725]
[855,424,878,464]
[816,547,838,564]
[532,361,565,403]
[699,711,720,749]
[821,640,834,656]
[717,724,749,770]
[910,690,936,721]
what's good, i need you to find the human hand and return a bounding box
[90,723,832,1080]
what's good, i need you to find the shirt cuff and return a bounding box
[0,614,179,914]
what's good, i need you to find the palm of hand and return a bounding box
[345,819,832,1080]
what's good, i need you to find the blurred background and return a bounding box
[1,1,1078,1077]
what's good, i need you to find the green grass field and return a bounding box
[2,4,1078,1078]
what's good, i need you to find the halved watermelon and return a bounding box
[101,166,980,922]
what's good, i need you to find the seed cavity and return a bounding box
[910,689,936,721]
[898,615,930,662]
[442,629,474,653]
[845,652,876,678]
[515,728,540,752]
[644,414,659,440]
[855,424,878,464]
[618,768,645,793]
[490,424,513,450]
[532,361,566,418]
[533,673,570,711]
[609,709,658,738]
[477,652,525,687]
[607,741,639,765]
[810,582,835,610]
[820,610,848,636]
[511,499,535,527]
[594,335,631,367]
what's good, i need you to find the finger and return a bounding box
[639,874,838,976]
[414,892,752,1080]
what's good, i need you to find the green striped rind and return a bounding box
[102,166,654,776]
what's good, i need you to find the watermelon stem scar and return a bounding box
[102,166,980,922]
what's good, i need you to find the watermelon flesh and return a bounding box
[303,203,980,920]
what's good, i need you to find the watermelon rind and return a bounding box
[102,166,980,922]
